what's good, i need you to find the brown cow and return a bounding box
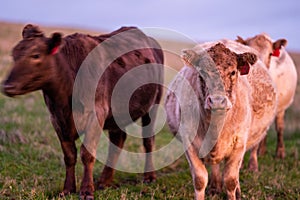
[1,24,164,199]
[237,34,298,162]
[165,43,277,199]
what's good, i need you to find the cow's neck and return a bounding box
[42,53,74,107]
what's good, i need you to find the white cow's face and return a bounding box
[182,43,257,111]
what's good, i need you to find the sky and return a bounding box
[1,0,300,51]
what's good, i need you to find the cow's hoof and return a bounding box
[207,187,222,196]
[97,179,112,190]
[79,187,94,200]
[79,194,94,200]
[276,148,285,159]
[208,180,222,195]
[59,188,75,198]
[59,192,67,198]
[79,191,94,200]
[143,172,156,183]
[97,183,110,190]
[248,162,258,172]
[97,175,113,190]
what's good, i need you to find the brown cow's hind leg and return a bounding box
[142,112,157,183]
[80,145,96,200]
[97,129,127,189]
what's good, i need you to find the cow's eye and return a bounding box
[230,71,236,76]
[31,54,40,59]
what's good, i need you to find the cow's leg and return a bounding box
[275,110,285,159]
[258,136,267,155]
[59,141,77,196]
[185,145,208,200]
[248,144,259,172]
[98,129,127,189]
[223,148,244,200]
[142,113,156,183]
[80,117,102,200]
[208,164,222,195]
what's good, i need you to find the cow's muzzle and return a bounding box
[1,81,17,97]
[205,94,232,111]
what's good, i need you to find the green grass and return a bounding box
[0,93,299,200]
[0,21,300,200]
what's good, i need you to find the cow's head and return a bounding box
[1,24,63,97]
[236,34,287,68]
[182,43,257,111]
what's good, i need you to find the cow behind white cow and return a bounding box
[165,43,277,199]
[237,34,298,160]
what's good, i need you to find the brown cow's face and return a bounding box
[236,34,287,68]
[1,24,62,97]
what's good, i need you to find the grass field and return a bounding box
[0,21,299,200]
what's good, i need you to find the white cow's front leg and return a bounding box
[208,164,222,195]
[185,145,208,200]
[223,144,245,200]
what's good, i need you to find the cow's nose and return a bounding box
[1,82,16,97]
[205,95,232,110]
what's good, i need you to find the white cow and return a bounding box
[165,42,277,199]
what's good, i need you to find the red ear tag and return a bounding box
[272,48,280,57]
[239,63,250,75]
[50,46,60,55]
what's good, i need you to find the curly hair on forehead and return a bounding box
[207,43,237,68]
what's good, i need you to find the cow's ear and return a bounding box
[22,24,44,39]
[47,33,63,55]
[237,52,257,75]
[236,36,247,45]
[272,39,287,57]
[181,49,198,67]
